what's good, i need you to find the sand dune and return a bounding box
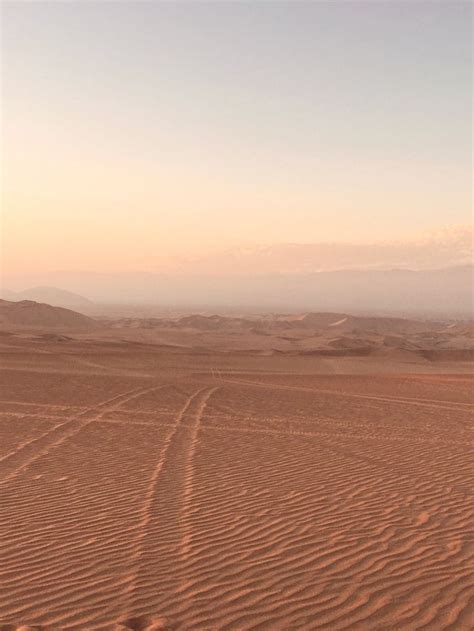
[112,311,444,335]
[98,310,473,364]
[0,300,96,331]
[0,288,93,311]
[0,327,473,629]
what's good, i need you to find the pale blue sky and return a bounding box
[2,0,472,273]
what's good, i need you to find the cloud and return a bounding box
[148,225,473,275]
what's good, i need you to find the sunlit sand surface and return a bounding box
[1,335,473,630]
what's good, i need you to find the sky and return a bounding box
[1,0,472,276]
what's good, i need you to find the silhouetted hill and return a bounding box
[18,287,93,309]
[0,300,97,330]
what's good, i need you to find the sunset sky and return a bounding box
[2,1,472,275]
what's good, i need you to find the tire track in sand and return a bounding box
[0,384,168,484]
[220,376,473,414]
[122,386,218,621]
[180,387,219,563]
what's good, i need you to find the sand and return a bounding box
[0,331,473,630]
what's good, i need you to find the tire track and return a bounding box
[0,384,168,484]
[122,386,218,621]
[220,377,474,414]
[128,386,209,559]
[180,387,219,563]
[0,400,87,411]
[89,416,471,446]
[194,422,474,447]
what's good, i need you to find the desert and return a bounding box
[0,299,473,630]
[2,2,473,628]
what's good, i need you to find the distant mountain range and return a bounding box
[2,264,472,316]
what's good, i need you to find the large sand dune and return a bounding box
[0,288,94,311]
[0,300,97,331]
[0,325,473,630]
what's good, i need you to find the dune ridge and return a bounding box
[0,300,96,330]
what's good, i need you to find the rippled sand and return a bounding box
[1,338,473,630]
